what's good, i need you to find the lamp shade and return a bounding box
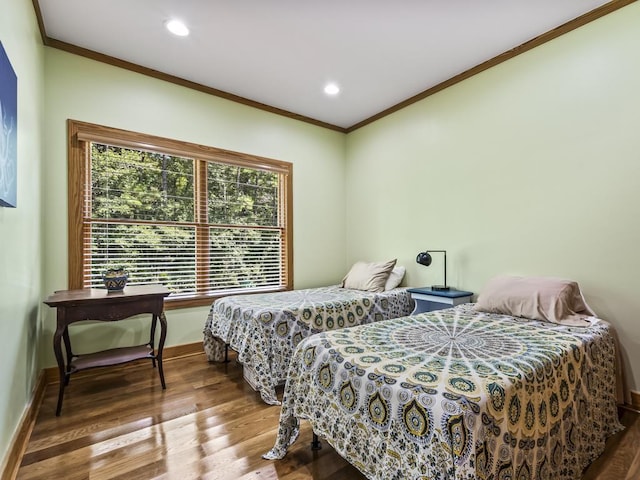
[416,250,449,291]
[416,251,432,266]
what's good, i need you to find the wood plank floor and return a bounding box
[16,352,640,480]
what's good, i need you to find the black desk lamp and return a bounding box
[416,250,449,291]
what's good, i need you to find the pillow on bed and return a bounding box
[384,266,406,290]
[342,259,397,293]
[474,275,594,325]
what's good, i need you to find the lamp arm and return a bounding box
[443,250,447,288]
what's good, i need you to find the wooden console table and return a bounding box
[43,284,171,416]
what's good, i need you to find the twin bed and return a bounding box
[263,303,622,479]
[204,272,623,479]
[203,283,414,404]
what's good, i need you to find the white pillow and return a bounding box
[342,259,397,293]
[385,266,406,290]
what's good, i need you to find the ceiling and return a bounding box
[36,0,625,132]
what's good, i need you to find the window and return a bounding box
[67,120,293,308]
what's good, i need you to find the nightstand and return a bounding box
[407,287,473,314]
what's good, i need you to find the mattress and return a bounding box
[264,304,623,480]
[203,285,414,404]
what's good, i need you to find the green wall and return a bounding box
[41,49,347,368]
[345,3,640,394]
[0,0,44,470]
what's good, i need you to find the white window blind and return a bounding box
[82,141,288,300]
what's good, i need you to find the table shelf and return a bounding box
[70,344,154,372]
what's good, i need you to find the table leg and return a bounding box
[62,327,73,385]
[53,324,67,416]
[150,313,158,368]
[157,311,167,389]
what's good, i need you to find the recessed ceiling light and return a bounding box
[166,19,189,37]
[324,83,340,96]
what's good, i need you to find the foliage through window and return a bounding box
[68,120,293,308]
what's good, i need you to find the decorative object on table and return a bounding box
[416,250,449,291]
[102,268,129,291]
[0,40,18,208]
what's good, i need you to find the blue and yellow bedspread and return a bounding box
[264,304,622,480]
[203,285,414,404]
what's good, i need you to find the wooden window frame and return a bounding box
[67,119,293,309]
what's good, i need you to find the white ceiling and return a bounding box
[37,0,614,130]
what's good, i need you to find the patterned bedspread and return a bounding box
[203,285,414,405]
[264,304,623,480]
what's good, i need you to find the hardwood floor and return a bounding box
[16,352,640,480]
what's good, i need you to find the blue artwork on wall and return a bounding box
[0,40,17,208]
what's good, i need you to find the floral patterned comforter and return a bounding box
[264,304,623,480]
[203,285,414,405]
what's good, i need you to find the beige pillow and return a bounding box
[474,275,594,326]
[342,259,397,293]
